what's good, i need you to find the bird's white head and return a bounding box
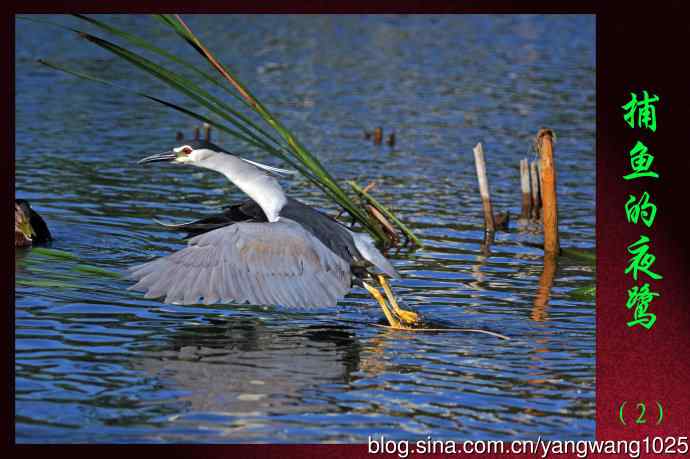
[170,144,215,164]
[138,140,296,223]
[138,140,230,168]
[139,140,297,177]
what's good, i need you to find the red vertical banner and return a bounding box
[597,5,690,446]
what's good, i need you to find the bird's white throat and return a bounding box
[201,153,287,222]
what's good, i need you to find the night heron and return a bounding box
[15,199,52,247]
[129,140,419,329]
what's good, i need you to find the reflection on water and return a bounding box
[136,322,361,430]
[15,14,595,442]
[532,255,557,322]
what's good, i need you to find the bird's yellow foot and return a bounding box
[363,281,404,328]
[363,277,420,329]
[377,275,420,327]
[394,308,419,326]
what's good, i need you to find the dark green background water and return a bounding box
[15,14,595,442]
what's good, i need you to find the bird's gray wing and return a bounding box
[128,219,352,308]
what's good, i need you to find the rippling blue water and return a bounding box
[15,14,595,443]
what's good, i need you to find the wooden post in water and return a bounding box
[373,127,383,145]
[480,228,495,256]
[536,159,543,211]
[473,142,495,232]
[530,160,541,219]
[537,128,560,255]
[520,158,531,219]
[204,123,211,142]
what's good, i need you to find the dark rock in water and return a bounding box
[494,211,510,230]
[15,199,52,247]
[386,132,396,147]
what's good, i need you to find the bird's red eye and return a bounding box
[183,147,192,155]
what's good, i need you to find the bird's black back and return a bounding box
[280,198,361,265]
[174,198,360,265]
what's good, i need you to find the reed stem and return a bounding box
[473,143,495,232]
[520,158,531,219]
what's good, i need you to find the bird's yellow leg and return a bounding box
[362,281,404,329]
[377,275,420,326]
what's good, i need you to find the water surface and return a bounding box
[15,14,595,443]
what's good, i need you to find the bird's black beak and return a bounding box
[138,151,177,165]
